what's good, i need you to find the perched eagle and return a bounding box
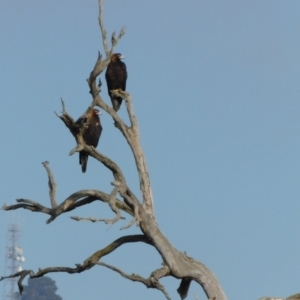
[79,109,102,173]
[105,53,127,111]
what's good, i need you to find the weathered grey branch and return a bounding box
[2,199,51,215]
[70,187,126,225]
[98,0,109,56]
[0,270,34,294]
[103,89,155,218]
[98,0,125,57]
[42,161,57,208]
[105,186,124,225]
[131,206,228,300]
[48,189,133,223]
[2,189,133,224]
[70,215,125,224]
[91,92,156,219]
[1,234,152,295]
[97,262,171,300]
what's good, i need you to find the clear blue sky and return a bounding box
[1,1,300,299]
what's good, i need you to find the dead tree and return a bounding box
[1,1,227,299]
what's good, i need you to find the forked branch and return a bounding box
[71,185,126,226]
[97,262,171,300]
[2,187,133,224]
[56,100,143,219]
[98,0,125,57]
[56,101,126,183]
[0,270,34,294]
[1,234,152,295]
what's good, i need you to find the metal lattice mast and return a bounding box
[2,213,25,300]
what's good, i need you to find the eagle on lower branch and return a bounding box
[79,108,102,173]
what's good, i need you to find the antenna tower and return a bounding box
[2,212,25,300]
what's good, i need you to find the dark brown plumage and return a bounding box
[79,109,102,173]
[105,53,127,111]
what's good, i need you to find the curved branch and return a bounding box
[97,262,171,300]
[0,270,34,295]
[136,209,228,299]
[2,189,133,224]
[1,234,152,295]
[70,186,126,226]
[84,234,152,267]
[2,199,51,215]
[50,189,133,223]
[184,256,228,300]
[70,215,125,224]
[70,193,132,216]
